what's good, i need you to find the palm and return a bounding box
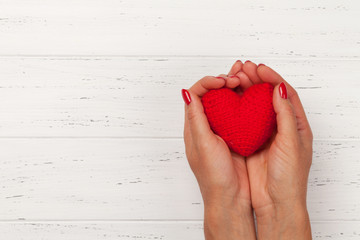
[211,135,252,204]
[231,151,252,203]
[246,135,282,211]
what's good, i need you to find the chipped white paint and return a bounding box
[0,0,359,239]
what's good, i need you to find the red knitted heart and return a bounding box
[201,83,276,156]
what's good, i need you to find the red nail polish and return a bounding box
[258,63,265,67]
[279,82,287,99]
[245,60,251,63]
[181,89,191,105]
[236,60,242,63]
[229,75,240,79]
[215,76,225,80]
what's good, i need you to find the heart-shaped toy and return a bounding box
[201,83,276,156]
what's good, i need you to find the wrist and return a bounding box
[204,200,256,240]
[255,201,312,240]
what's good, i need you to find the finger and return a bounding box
[246,152,269,207]
[225,75,241,88]
[228,60,243,75]
[183,89,214,142]
[242,60,263,84]
[189,76,226,97]
[257,65,312,140]
[236,71,253,90]
[217,74,228,78]
[273,83,298,140]
[183,105,193,147]
[218,74,239,88]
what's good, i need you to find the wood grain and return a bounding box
[0,0,359,238]
[0,139,359,221]
[0,0,359,57]
[0,57,359,138]
[0,221,359,240]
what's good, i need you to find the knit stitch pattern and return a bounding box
[201,83,276,156]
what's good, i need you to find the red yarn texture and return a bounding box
[201,83,276,156]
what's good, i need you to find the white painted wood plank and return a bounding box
[0,57,359,138]
[0,221,359,240]
[0,0,359,57]
[0,221,204,240]
[0,139,359,220]
[311,221,360,239]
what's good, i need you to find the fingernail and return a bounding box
[236,60,242,63]
[258,63,265,67]
[245,60,251,63]
[229,75,240,79]
[181,89,191,105]
[279,82,287,99]
[215,76,225,80]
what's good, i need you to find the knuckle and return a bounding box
[187,108,198,122]
[200,76,213,82]
[198,139,213,152]
[282,104,295,117]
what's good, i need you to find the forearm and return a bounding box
[204,203,256,240]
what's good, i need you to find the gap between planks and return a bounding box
[0,220,359,223]
[0,55,359,60]
[0,136,358,141]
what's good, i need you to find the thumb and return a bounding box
[182,89,213,141]
[273,82,298,139]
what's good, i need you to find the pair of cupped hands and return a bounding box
[182,60,313,239]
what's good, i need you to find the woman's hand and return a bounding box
[182,61,256,240]
[240,61,313,239]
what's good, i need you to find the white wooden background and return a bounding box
[0,0,359,239]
